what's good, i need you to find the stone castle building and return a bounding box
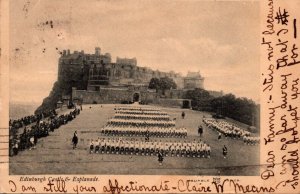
[58,47,205,106]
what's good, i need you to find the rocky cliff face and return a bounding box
[35,60,88,114]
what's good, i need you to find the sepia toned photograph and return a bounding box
[8,0,260,176]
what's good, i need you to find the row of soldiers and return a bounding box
[114,106,161,111]
[242,136,260,145]
[89,138,211,158]
[101,126,187,138]
[115,110,168,115]
[108,118,175,128]
[10,108,81,156]
[203,118,251,139]
[114,114,170,121]
[9,109,57,130]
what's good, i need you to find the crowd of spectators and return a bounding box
[10,108,80,156]
[9,110,57,130]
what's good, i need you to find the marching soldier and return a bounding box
[89,139,94,154]
[181,111,185,119]
[218,132,222,141]
[198,125,203,137]
[223,145,228,159]
[158,151,164,165]
[72,131,78,149]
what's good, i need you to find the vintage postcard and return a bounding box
[0,0,299,193]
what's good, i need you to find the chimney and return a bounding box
[67,49,70,55]
[62,50,66,56]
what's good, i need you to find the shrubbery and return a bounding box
[148,77,177,93]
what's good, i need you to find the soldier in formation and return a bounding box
[203,118,258,143]
[88,137,211,158]
[102,126,187,138]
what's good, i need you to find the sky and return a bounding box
[9,0,260,104]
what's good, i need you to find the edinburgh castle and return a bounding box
[36,47,214,112]
[58,47,204,90]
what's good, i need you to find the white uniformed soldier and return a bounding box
[141,141,145,155]
[130,139,134,154]
[206,144,211,158]
[29,136,35,150]
[95,137,100,153]
[176,142,181,157]
[150,142,155,155]
[164,142,169,156]
[134,140,139,155]
[111,139,116,154]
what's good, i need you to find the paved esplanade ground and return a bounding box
[10,104,259,175]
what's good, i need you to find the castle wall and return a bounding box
[72,87,187,108]
[184,78,204,89]
[72,87,157,104]
[152,98,191,108]
[163,89,185,99]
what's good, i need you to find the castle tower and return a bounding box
[183,71,204,89]
[95,47,101,56]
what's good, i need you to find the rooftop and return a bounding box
[186,71,202,78]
